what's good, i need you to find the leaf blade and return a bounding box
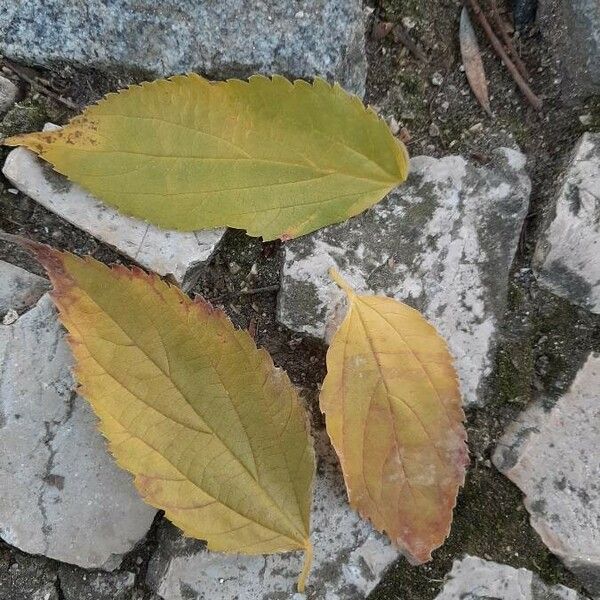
[460,6,492,116]
[24,241,315,570]
[320,270,468,563]
[5,75,409,240]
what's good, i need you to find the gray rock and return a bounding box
[493,353,600,596]
[278,148,531,406]
[539,0,600,97]
[0,294,156,569]
[0,550,59,600]
[0,1,366,96]
[2,127,225,284]
[58,566,136,600]
[534,133,600,312]
[0,75,18,115]
[146,431,398,600]
[0,260,48,316]
[435,555,587,599]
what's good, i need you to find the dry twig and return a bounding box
[465,0,542,110]
[1,57,79,111]
[489,0,530,80]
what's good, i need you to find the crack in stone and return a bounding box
[37,388,76,554]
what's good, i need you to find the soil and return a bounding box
[1,0,600,598]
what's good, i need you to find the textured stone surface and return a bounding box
[2,130,224,284]
[0,260,48,316]
[534,133,600,312]
[435,555,587,599]
[278,148,531,405]
[0,75,18,115]
[0,549,59,600]
[0,1,366,96]
[146,432,397,600]
[539,0,600,96]
[493,353,600,596]
[58,566,136,600]
[0,294,156,570]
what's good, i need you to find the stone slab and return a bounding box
[0,75,18,115]
[435,555,587,599]
[493,353,600,596]
[0,260,49,315]
[534,133,600,313]
[146,432,397,600]
[0,294,156,570]
[2,129,225,284]
[278,148,531,405]
[0,1,366,96]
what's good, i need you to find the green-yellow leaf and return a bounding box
[20,238,315,589]
[4,75,409,241]
[320,270,468,563]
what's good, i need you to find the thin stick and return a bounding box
[391,24,428,63]
[489,0,530,80]
[1,57,79,111]
[465,0,542,110]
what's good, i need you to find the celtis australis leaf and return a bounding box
[4,75,409,241]
[19,239,315,589]
[320,270,468,564]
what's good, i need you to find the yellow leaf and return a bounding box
[20,239,315,590]
[320,270,468,563]
[4,75,409,241]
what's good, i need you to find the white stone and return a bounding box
[2,126,225,284]
[493,353,600,596]
[0,294,156,569]
[0,259,48,315]
[0,74,18,115]
[146,432,397,600]
[435,555,587,599]
[278,148,531,405]
[534,133,600,313]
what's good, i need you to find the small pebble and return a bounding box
[402,16,416,29]
[431,72,444,86]
[388,116,400,135]
[2,309,18,325]
[429,123,441,137]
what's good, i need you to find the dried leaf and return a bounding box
[460,6,492,116]
[19,238,315,590]
[4,75,409,241]
[320,270,468,563]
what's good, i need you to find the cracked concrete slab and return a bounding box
[0,259,48,316]
[278,148,531,405]
[534,133,600,313]
[0,294,156,570]
[493,353,600,596]
[435,555,587,599]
